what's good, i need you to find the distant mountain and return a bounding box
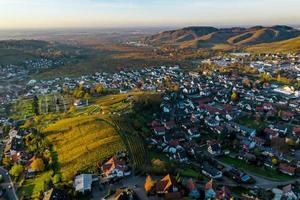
[142,25,300,51]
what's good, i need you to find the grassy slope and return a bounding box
[246,36,300,53]
[17,171,53,198]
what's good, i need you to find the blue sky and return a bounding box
[0,0,299,29]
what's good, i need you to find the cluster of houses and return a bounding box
[203,53,300,80]
[73,152,131,195]
[145,174,238,199]
[24,66,181,97]
[0,58,65,111]
[4,128,30,166]
[147,68,300,188]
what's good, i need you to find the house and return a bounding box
[281,111,294,121]
[263,103,273,111]
[164,121,176,130]
[74,174,93,193]
[187,179,200,199]
[264,128,279,139]
[269,125,288,135]
[101,156,130,179]
[239,125,256,137]
[187,128,200,138]
[279,163,296,176]
[263,157,276,169]
[216,186,231,200]
[114,188,136,200]
[202,163,223,179]
[207,142,221,156]
[292,127,300,136]
[153,126,166,136]
[282,184,298,200]
[204,179,216,199]
[155,174,181,198]
[205,118,219,127]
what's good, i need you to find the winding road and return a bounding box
[0,167,18,200]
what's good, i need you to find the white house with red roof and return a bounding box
[100,157,130,179]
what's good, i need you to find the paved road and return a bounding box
[216,159,300,189]
[0,167,18,200]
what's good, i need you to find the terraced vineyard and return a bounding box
[43,115,125,180]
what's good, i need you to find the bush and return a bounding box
[52,174,61,184]
[9,164,24,178]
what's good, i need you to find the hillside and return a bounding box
[245,36,300,53]
[143,25,300,50]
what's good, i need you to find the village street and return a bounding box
[0,167,18,200]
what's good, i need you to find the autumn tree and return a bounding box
[242,79,252,88]
[2,156,12,168]
[31,158,45,172]
[231,91,238,101]
[260,72,272,82]
[9,164,23,177]
[144,175,155,194]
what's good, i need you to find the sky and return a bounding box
[0,0,299,29]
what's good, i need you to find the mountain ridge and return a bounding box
[142,25,300,51]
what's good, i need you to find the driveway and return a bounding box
[92,175,159,200]
[0,167,18,200]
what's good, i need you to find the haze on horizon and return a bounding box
[0,0,299,29]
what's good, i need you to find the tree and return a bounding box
[83,93,91,105]
[68,106,76,113]
[32,95,39,115]
[144,175,155,193]
[260,72,271,82]
[272,158,278,165]
[152,159,167,173]
[242,79,252,88]
[31,158,45,172]
[9,164,23,177]
[2,156,12,167]
[52,174,61,184]
[231,91,238,101]
[92,84,105,94]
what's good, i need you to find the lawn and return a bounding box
[17,171,53,199]
[42,115,125,180]
[178,168,205,180]
[237,117,266,131]
[219,156,293,181]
